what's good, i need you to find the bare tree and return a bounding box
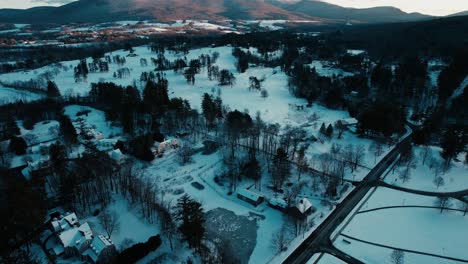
[343,144,355,172]
[284,182,306,208]
[160,205,177,251]
[296,146,309,181]
[430,161,443,180]
[420,146,432,166]
[390,249,405,264]
[434,197,450,213]
[353,144,366,170]
[433,176,445,189]
[177,143,194,165]
[458,201,468,216]
[100,211,119,238]
[399,166,411,183]
[271,225,290,253]
[334,120,346,139]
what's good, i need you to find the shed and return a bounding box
[237,188,264,206]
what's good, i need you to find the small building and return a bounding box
[154,139,179,155]
[237,188,264,206]
[288,198,314,219]
[268,197,288,211]
[82,235,117,263]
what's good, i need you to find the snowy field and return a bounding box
[0,45,383,183]
[385,146,468,192]
[0,44,404,263]
[308,253,346,264]
[64,105,123,139]
[0,85,44,105]
[334,186,468,263]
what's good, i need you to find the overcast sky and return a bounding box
[0,0,467,16]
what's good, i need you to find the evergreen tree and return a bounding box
[46,80,61,98]
[2,114,20,140]
[326,124,334,138]
[59,115,77,144]
[176,195,205,250]
[143,79,170,117]
[271,148,290,191]
[319,123,326,135]
[9,136,27,155]
[201,93,222,127]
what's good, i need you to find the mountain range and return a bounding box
[0,0,451,24]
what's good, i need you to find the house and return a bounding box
[50,213,92,257]
[237,188,264,206]
[57,222,93,257]
[82,235,117,263]
[153,139,179,155]
[49,212,116,263]
[288,198,314,219]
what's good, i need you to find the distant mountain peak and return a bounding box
[0,0,431,24]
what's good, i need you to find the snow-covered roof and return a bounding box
[84,235,113,262]
[58,222,93,249]
[110,149,124,160]
[340,118,358,125]
[51,212,78,232]
[237,188,263,201]
[296,198,312,214]
[269,197,288,208]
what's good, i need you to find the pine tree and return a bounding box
[176,195,205,250]
[59,115,77,144]
[326,124,334,138]
[9,136,27,155]
[3,114,20,140]
[46,81,61,98]
[319,123,326,135]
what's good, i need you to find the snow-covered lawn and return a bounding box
[334,237,461,264]
[385,146,468,192]
[341,208,468,260]
[64,105,123,139]
[85,198,158,251]
[308,253,346,264]
[0,85,44,105]
[334,186,468,263]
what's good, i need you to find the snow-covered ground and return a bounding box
[84,198,159,251]
[334,186,468,263]
[385,146,468,192]
[0,85,44,105]
[64,105,123,139]
[1,44,405,263]
[310,61,355,77]
[308,253,346,264]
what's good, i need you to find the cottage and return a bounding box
[288,198,314,219]
[237,188,264,206]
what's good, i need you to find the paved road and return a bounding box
[282,132,413,264]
